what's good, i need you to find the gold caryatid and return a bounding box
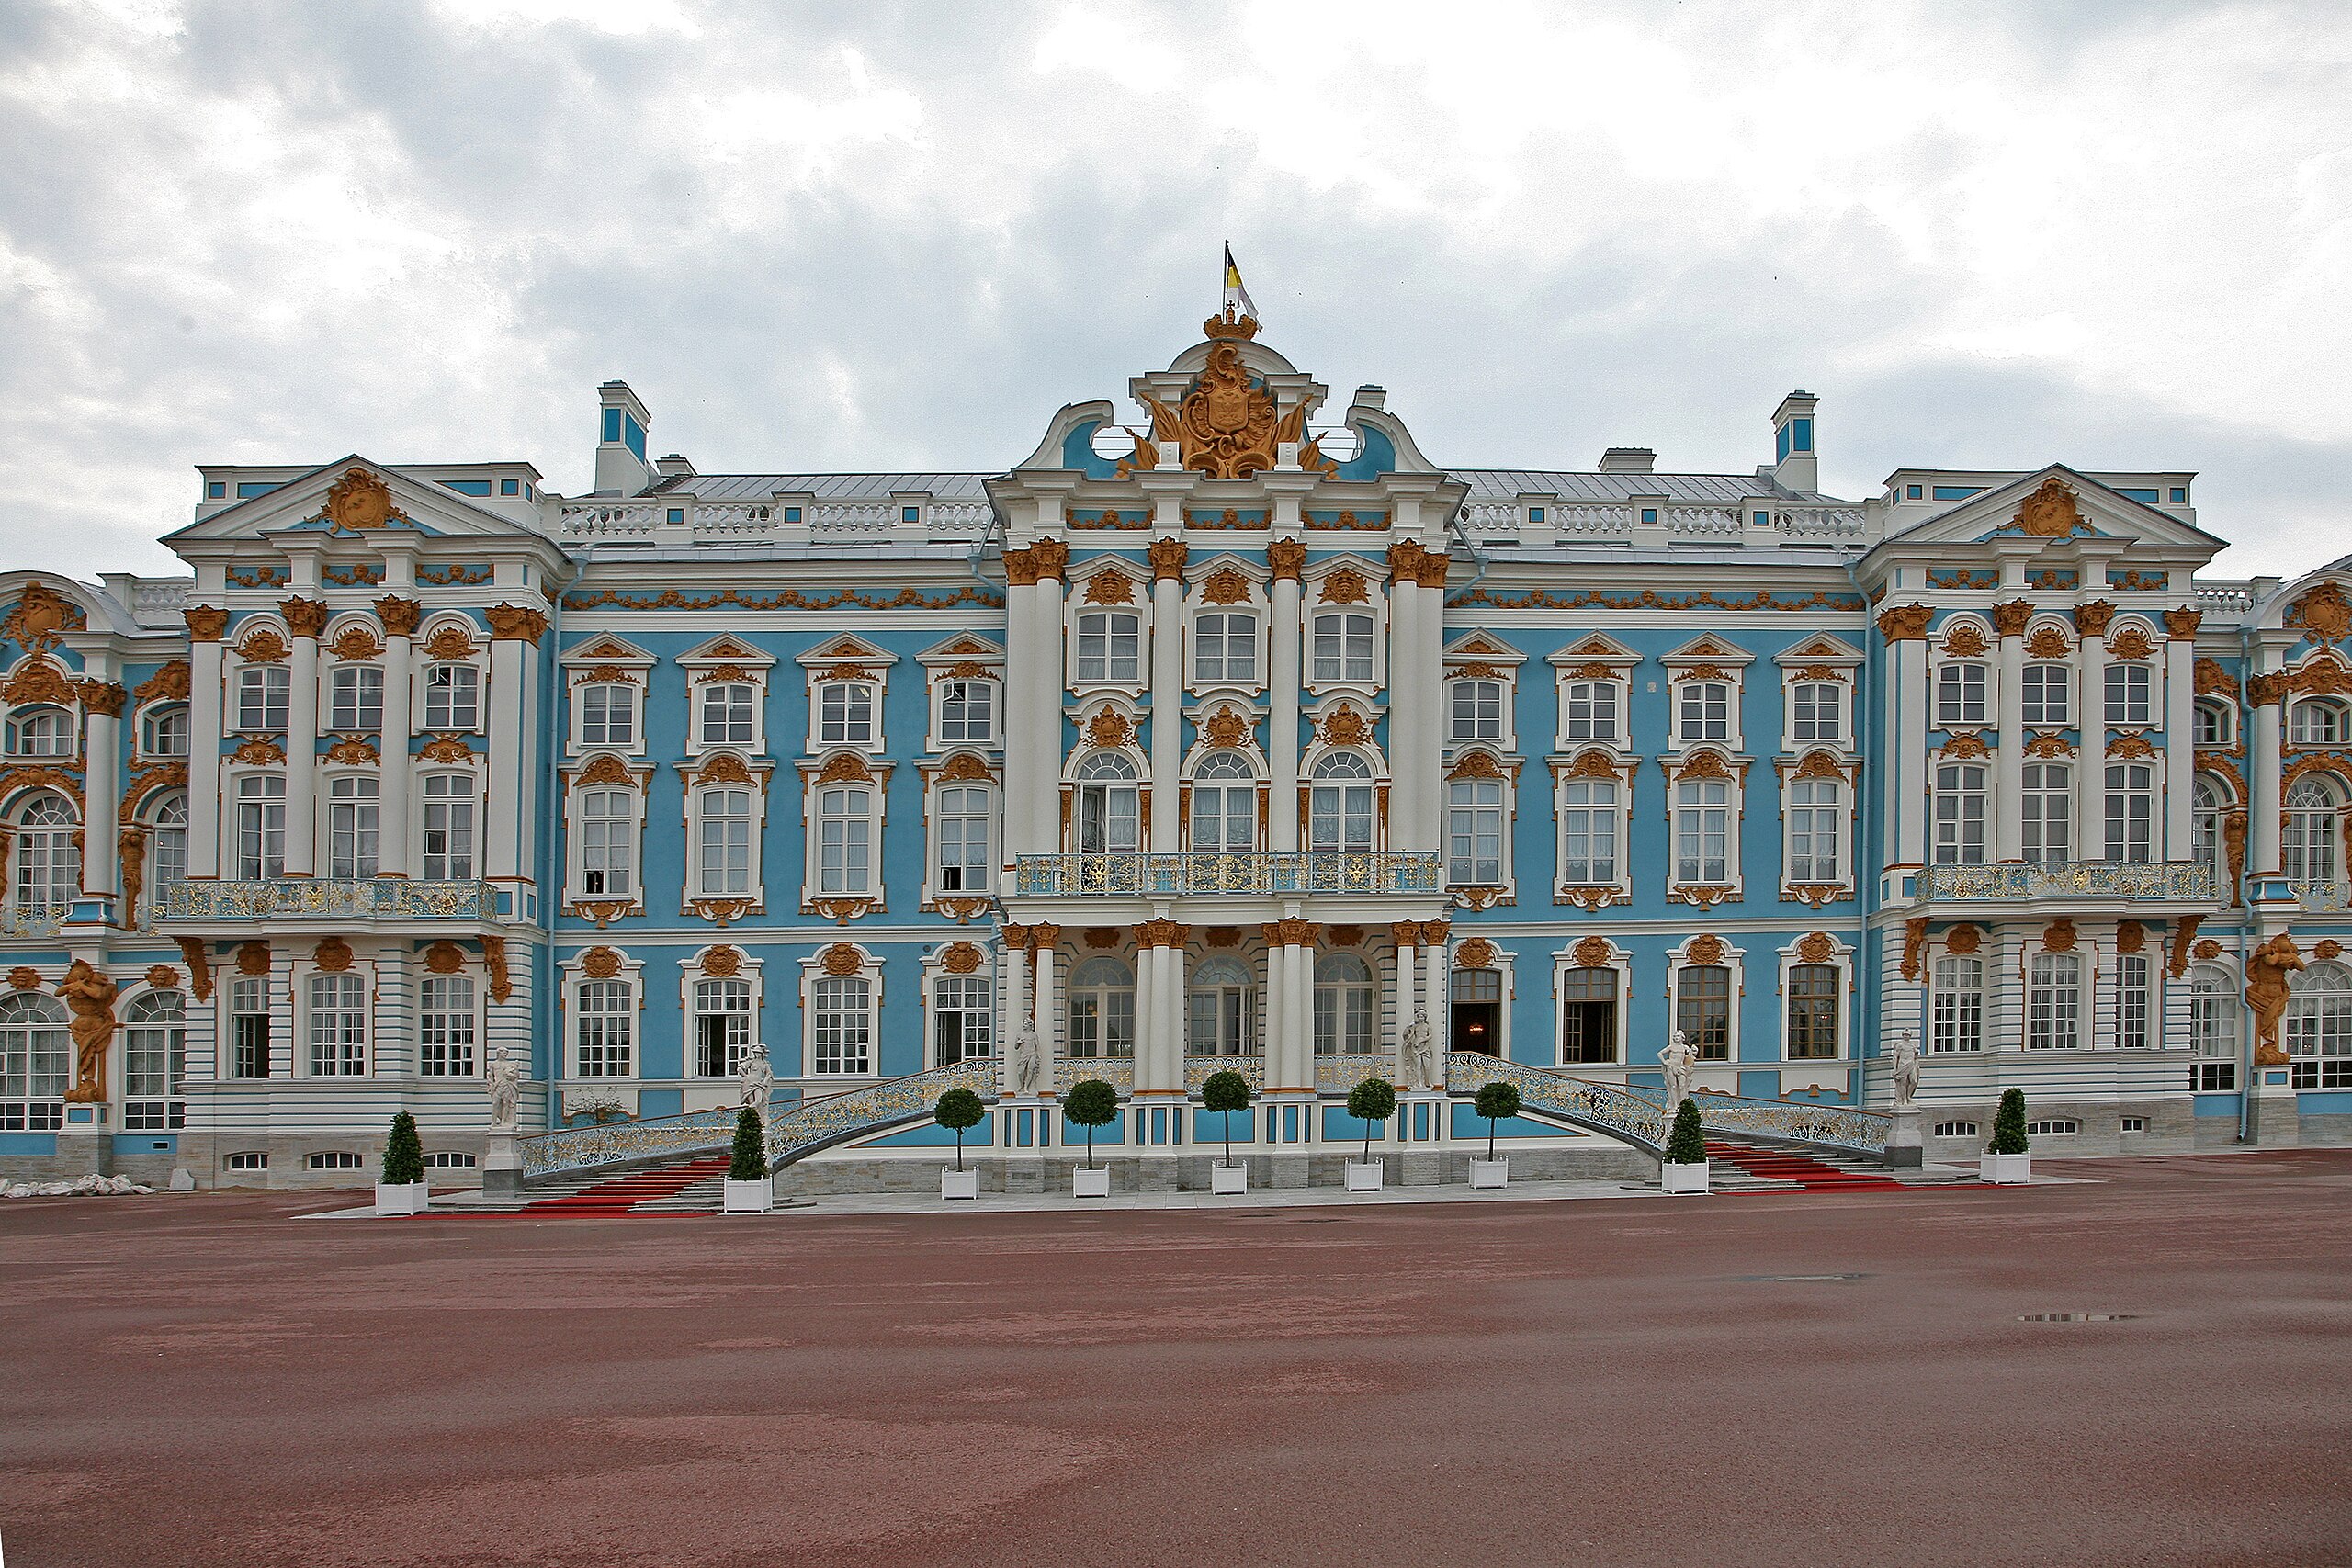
[1133,342,1316,481]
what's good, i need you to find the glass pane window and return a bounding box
[1677,965,1732,1061]
[328,774,379,879]
[234,774,286,880]
[2021,763,2070,864]
[2021,663,2071,727]
[939,680,995,742]
[1069,958,1136,1059]
[2284,963,2352,1089]
[2283,778,2340,885]
[2194,701,2231,747]
[1564,682,1617,741]
[1678,681,1730,742]
[121,991,185,1131]
[418,976,477,1077]
[1312,953,1374,1056]
[150,795,188,908]
[1792,682,1841,742]
[813,976,873,1074]
[2104,762,2153,863]
[818,786,871,893]
[2191,965,2237,1089]
[698,786,755,895]
[1560,967,1618,1065]
[1187,957,1256,1056]
[819,682,874,745]
[699,682,755,745]
[329,665,383,732]
[12,794,79,912]
[141,706,189,757]
[1929,957,1984,1054]
[2104,662,2152,727]
[2115,953,2153,1050]
[581,787,636,897]
[933,974,992,1066]
[575,978,633,1077]
[1446,779,1503,886]
[307,973,368,1077]
[936,784,991,892]
[1785,779,1841,883]
[1784,964,1840,1059]
[1451,680,1503,741]
[1076,613,1142,682]
[2027,953,2083,1051]
[230,976,271,1079]
[692,978,752,1077]
[1190,753,1256,855]
[4,705,72,758]
[1936,662,1987,728]
[236,666,290,731]
[423,662,479,730]
[579,682,638,747]
[1193,615,1257,683]
[1934,763,1987,866]
[1309,754,1374,852]
[1560,779,1619,885]
[2291,701,2346,747]
[422,774,476,881]
[1674,779,1729,883]
[0,993,71,1131]
[1311,614,1374,682]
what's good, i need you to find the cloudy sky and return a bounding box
[4,0,2348,582]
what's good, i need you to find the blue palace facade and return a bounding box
[5,309,2350,1190]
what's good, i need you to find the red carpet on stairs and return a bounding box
[522,1155,731,1215]
[1704,1141,1907,1193]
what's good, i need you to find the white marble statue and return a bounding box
[1403,1010,1437,1089]
[1888,1029,1922,1110]
[484,1043,523,1130]
[1011,1015,1044,1096]
[1657,1030,1699,1111]
[738,1043,775,1119]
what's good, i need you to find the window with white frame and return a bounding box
[692,977,752,1077]
[2191,964,2237,1089]
[2021,662,2071,727]
[579,786,636,897]
[421,773,477,880]
[1936,661,1987,728]
[1563,680,1619,741]
[2104,662,2152,727]
[229,976,270,1079]
[2021,763,2071,864]
[1560,966,1618,1065]
[1933,1121,1979,1139]
[328,774,379,879]
[1075,753,1139,854]
[935,784,991,894]
[1676,964,1732,1061]
[2284,961,2352,1089]
[423,661,479,730]
[2115,953,2153,1049]
[329,664,383,731]
[815,784,873,894]
[149,794,187,906]
[2026,1118,2080,1136]
[0,991,68,1131]
[939,679,996,743]
[1673,777,1730,883]
[236,665,289,731]
[1785,777,1841,883]
[1784,964,1840,1059]
[11,793,78,912]
[3,705,72,758]
[699,682,755,746]
[574,977,633,1077]
[1446,777,1503,886]
[811,974,874,1074]
[418,975,477,1076]
[1560,777,1619,886]
[121,990,184,1131]
[1311,613,1374,682]
[2104,762,2154,863]
[697,785,756,896]
[2195,699,2233,747]
[1929,955,1984,1054]
[933,972,991,1066]
[1310,753,1376,852]
[306,972,367,1076]
[308,1150,363,1169]
[1934,763,1988,865]
[2283,776,2341,885]
[578,682,637,747]
[234,774,285,880]
[1187,956,1252,1056]
[222,1151,267,1171]
[141,705,188,758]
[1076,611,1142,682]
[1678,681,1730,742]
[1069,957,1136,1058]
[1313,953,1375,1056]
[2026,952,2083,1051]
[1193,614,1257,683]
[1791,682,1842,743]
[2191,777,2226,887]
[818,681,876,746]
[2292,699,2346,747]
[1450,679,1504,742]
[1189,751,1255,853]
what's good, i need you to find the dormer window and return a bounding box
[1076,612,1142,682]
[818,682,876,746]
[423,663,479,730]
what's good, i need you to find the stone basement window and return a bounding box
[2121,1117,2149,1134]
[423,1151,478,1168]
[2026,1118,2080,1136]
[306,1150,364,1169]
[224,1151,268,1170]
[1933,1121,1979,1139]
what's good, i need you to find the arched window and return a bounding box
[1446,776,1503,885]
[149,793,187,912]
[419,976,477,1077]
[2291,698,2346,747]
[2026,952,2083,1051]
[1076,612,1142,682]
[11,793,78,914]
[1189,751,1255,855]
[2105,761,2154,863]
[235,665,290,731]
[2194,699,2233,747]
[1193,612,1258,683]
[1075,752,1139,854]
[580,786,636,897]
[1560,777,1618,885]
[2,705,70,759]
[1934,763,1988,866]
[1190,955,1256,1057]
[935,784,991,893]
[1069,957,1135,1059]
[141,705,189,758]
[328,773,379,880]
[2021,762,2070,864]
[2191,776,2227,887]
[2283,775,2342,885]
[1311,613,1374,682]
[1679,681,1731,742]
[1935,662,1987,728]
[811,973,873,1075]
[933,969,991,1066]
[2284,961,2352,1089]
[422,773,477,881]
[1674,777,1729,883]
[2190,964,2237,1090]
[1309,753,1374,852]
[1785,963,1840,1059]
[423,660,480,730]
[1450,679,1503,742]
[234,773,285,879]
[0,991,70,1130]
[1312,953,1374,1057]
[1563,681,1618,740]
[122,989,185,1130]
[1676,964,1731,1061]
[1930,954,1984,1054]
[698,785,755,895]
[2021,661,2071,727]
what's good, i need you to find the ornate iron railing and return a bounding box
[0,906,67,938]
[1183,1055,1266,1093]
[2291,880,2352,913]
[1445,1055,1893,1157]
[1445,1054,1670,1154]
[519,1106,740,1179]
[163,878,507,921]
[1314,1055,1394,1093]
[1014,851,1442,897]
[1916,861,2213,903]
[1611,1079,1892,1156]
[766,1058,999,1167]
[1055,1057,1134,1094]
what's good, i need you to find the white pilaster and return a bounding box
[1390,933,1418,1080]
[378,617,416,877]
[1894,637,1928,866]
[1994,614,2025,862]
[2251,665,2283,875]
[1149,566,1182,852]
[1387,578,1420,846]
[2165,624,2195,861]
[2075,622,2109,862]
[1415,556,1445,852]
[999,926,1030,1096]
[283,624,320,877]
[187,635,224,878]
[484,627,530,883]
[1269,572,1302,849]
[80,683,120,904]
[1035,572,1066,855]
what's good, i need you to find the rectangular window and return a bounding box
[1933,1121,1978,1139]
[2027,953,2083,1051]
[813,976,872,1074]
[697,787,755,896]
[235,774,287,879]
[328,776,379,879]
[1784,964,1841,1060]
[418,976,477,1077]
[237,664,290,731]
[1193,615,1258,683]
[1450,680,1504,741]
[2021,763,2070,864]
[1785,778,1841,884]
[1559,780,1618,885]
[1930,956,1984,1054]
[1934,764,1987,865]
[307,973,367,1077]
[580,786,635,897]
[1792,682,1841,743]
[699,682,755,746]
[1678,681,1730,742]
[2021,663,2070,728]
[422,775,476,880]
[1311,614,1374,682]
[579,682,637,747]
[1076,613,1143,682]
[935,784,991,893]
[1446,779,1504,886]
[2115,954,2152,1050]
[819,682,875,745]
[1936,663,1987,728]
[1675,779,1730,883]
[2192,969,2238,1090]
[1560,967,1618,1065]
[2105,763,2153,863]
[693,978,753,1077]
[328,665,383,731]
[933,974,993,1066]
[230,977,270,1079]
[818,786,872,895]
[1563,681,1618,741]
[2105,662,2153,728]
[574,978,633,1077]
[1677,965,1732,1061]
[939,680,996,743]
[423,663,479,730]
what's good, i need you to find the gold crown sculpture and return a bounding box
[1203,308,1261,341]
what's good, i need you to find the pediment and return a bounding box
[561,633,653,667]
[1884,466,2222,556]
[1549,632,1638,667]
[1664,633,1751,664]
[683,633,778,670]
[165,457,539,547]
[918,634,1004,666]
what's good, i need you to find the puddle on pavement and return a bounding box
[1727,1272,1869,1282]
[2018,1312,2140,1322]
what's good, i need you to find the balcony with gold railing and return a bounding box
[161,878,521,925]
[1013,851,1442,898]
[1910,860,2216,906]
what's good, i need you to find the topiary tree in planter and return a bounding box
[1474,1080,1521,1161]
[934,1087,985,1172]
[1347,1077,1397,1162]
[1664,1098,1707,1166]
[382,1111,424,1186]
[1062,1078,1119,1169]
[1988,1087,2030,1155]
[1201,1069,1253,1168]
[728,1105,765,1181]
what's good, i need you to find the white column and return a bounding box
[282,612,322,877]
[2164,615,2197,862]
[1268,566,1302,850]
[1035,569,1066,856]
[1262,938,1293,1089]
[1415,555,1445,852]
[1032,925,1061,1068]
[1390,929,1419,1080]
[2075,615,2109,862]
[1002,579,1038,863]
[483,618,536,884]
[1149,556,1182,852]
[1286,931,1315,1089]
[2251,666,2283,876]
[80,681,121,904]
[1420,922,1449,1053]
[1884,615,1929,867]
[998,925,1030,1095]
[1994,606,2026,862]
[187,629,225,878]
[378,603,418,877]
[1166,942,1187,1089]
[1387,577,1420,846]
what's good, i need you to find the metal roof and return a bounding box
[655,472,995,502]
[643,468,1844,506]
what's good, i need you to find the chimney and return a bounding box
[655,453,696,479]
[1599,447,1655,474]
[1771,391,1819,492]
[595,381,655,497]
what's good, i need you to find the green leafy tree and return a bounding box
[728,1106,765,1181]
[1665,1099,1707,1166]
[381,1111,424,1186]
[1062,1078,1119,1169]
[1347,1077,1397,1163]
[934,1087,986,1172]
[1473,1080,1521,1162]
[1988,1087,2030,1155]
[1201,1069,1254,1168]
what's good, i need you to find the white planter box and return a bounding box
[940,1168,979,1201]
[1344,1161,1384,1192]
[1210,1164,1247,1195]
[722,1178,774,1213]
[1981,1151,2032,1185]
[1072,1166,1112,1198]
[1660,1160,1710,1195]
[373,1181,428,1215]
[1468,1158,1509,1189]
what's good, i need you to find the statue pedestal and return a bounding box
[1883,1105,1923,1168]
[482,1128,523,1194]
[56,1101,111,1178]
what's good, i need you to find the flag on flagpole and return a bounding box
[1222,243,1258,321]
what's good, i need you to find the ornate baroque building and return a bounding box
[4,308,2348,1188]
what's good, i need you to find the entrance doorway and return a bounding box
[1451,967,1502,1056]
